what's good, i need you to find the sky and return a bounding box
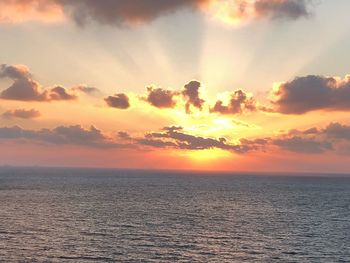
[1,0,350,173]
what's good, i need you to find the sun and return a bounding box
[182,148,232,162]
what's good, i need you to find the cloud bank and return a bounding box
[130,122,350,155]
[0,0,313,26]
[0,124,126,148]
[137,125,251,153]
[0,121,349,156]
[59,0,206,26]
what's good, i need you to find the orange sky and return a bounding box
[1,0,350,173]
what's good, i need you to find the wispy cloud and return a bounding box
[0,124,128,149]
[2,109,41,119]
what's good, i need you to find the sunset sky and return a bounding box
[1,0,350,172]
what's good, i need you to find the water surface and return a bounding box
[0,167,349,262]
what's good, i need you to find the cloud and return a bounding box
[0,0,63,23]
[254,0,310,19]
[133,122,350,155]
[324,122,350,141]
[270,122,350,154]
[58,0,206,26]
[49,86,77,100]
[144,87,178,108]
[104,93,130,109]
[0,0,312,26]
[271,75,350,114]
[182,80,205,114]
[117,131,131,140]
[0,124,127,148]
[143,82,206,113]
[272,136,332,154]
[205,0,311,25]
[238,123,341,155]
[0,121,349,156]
[0,64,77,102]
[0,78,45,101]
[138,125,252,154]
[210,90,257,115]
[71,85,100,95]
[0,64,31,79]
[137,138,178,148]
[2,109,41,119]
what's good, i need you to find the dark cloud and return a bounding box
[0,64,77,102]
[137,138,178,148]
[271,75,350,114]
[0,0,313,25]
[239,138,269,146]
[0,78,45,101]
[0,124,127,148]
[238,125,335,155]
[210,90,257,115]
[138,126,252,154]
[144,87,178,108]
[57,0,206,26]
[324,122,350,141]
[104,93,130,109]
[51,125,107,145]
[49,86,77,100]
[270,122,350,154]
[72,85,100,95]
[182,80,205,114]
[272,136,332,154]
[1,121,349,155]
[117,131,131,139]
[133,122,350,155]
[135,122,350,155]
[2,109,41,119]
[254,0,310,19]
[0,64,31,79]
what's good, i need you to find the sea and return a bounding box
[0,167,349,262]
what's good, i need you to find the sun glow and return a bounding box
[182,148,233,162]
[205,0,255,26]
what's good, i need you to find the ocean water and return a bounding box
[0,168,349,262]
